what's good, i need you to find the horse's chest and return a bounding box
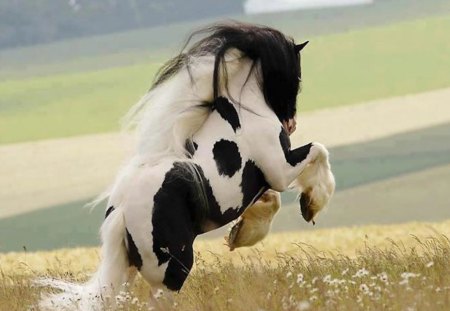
[190,108,268,226]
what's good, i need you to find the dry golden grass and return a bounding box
[1,220,450,310]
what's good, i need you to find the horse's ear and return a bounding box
[295,41,309,53]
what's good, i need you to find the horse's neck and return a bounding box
[224,59,275,118]
[132,53,274,161]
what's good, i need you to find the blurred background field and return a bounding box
[1,1,450,310]
[2,11,450,143]
[0,0,449,258]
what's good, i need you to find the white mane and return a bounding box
[123,50,245,164]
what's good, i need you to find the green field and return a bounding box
[2,123,449,252]
[1,14,450,144]
[2,0,449,79]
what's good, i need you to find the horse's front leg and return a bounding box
[257,128,335,224]
[282,139,335,224]
[225,190,281,250]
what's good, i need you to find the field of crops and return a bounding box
[1,14,450,144]
[1,221,449,310]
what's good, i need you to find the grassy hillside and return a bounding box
[1,123,449,252]
[0,63,158,142]
[1,221,449,310]
[1,0,449,78]
[1,14,450,144]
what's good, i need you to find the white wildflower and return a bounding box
[323,274,332,284]
[326,289,335,297]
[359,284,370,294]
[399,272,420,285]
[131,297,139,305]
[297,300,311,310]
[296,273,304,284]
[153,289,164,299]
[329,278,343,286]
[352,268,369,278]
[378,272,389,283]
[401,272,420,279]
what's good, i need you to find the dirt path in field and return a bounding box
[1,87,450,219]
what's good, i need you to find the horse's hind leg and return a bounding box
[143,244,194,310]
[226,190,281,250]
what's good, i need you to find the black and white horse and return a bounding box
[39,22,335,310]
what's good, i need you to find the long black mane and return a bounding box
[152,22,303,122]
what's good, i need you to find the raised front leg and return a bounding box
[291,143,335,223]
[253,126,335,223]
[254,127,325,191]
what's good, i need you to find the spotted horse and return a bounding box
[37,22,335,310]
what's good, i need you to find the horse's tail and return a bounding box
[37,207,130,311]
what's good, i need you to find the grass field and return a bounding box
[1,3,449,310]
[2,121,449,252]
[1,14,450,144]
[1,221,449,310]
[2,0,449,79]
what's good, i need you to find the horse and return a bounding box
[37,22,335,310]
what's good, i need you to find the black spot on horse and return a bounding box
[185,139,198,158]
[152,160,268,290]
[279,128,313,166]
[104,206,115,219]
[279,127,291,155]
[152,162,207,290]
[240,160,269,208]
[212,139,242,177]
[126,229,143,270]
[213,97,241,132]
